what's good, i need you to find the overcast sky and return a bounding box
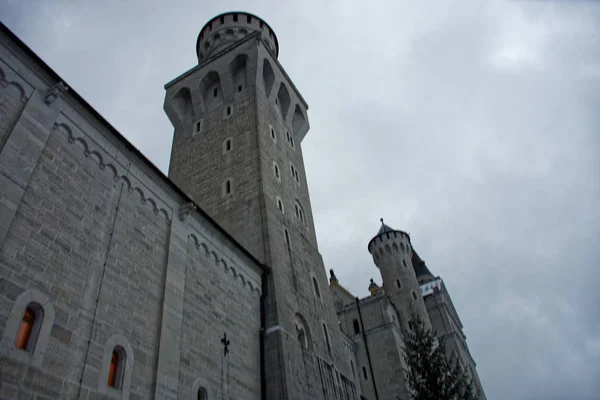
[2,1,600,399]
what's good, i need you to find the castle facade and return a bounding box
[0,12,484,400]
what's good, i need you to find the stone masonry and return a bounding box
[0,11,486,400]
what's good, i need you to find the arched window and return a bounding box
[198,387,208,400]
[312,277,321,299]
[108,346,126,390]
[353,319,360,335]
[14,305,41,351]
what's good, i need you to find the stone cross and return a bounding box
[221,332,230,356]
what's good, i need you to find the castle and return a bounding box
[0,12,485,400]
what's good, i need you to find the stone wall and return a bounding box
[0,24,264,400]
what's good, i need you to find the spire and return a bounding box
[377,218,394,235]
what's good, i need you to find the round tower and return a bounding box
[196,12,279,64]
[367,219,431,331]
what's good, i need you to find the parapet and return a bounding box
[196,12,279,64]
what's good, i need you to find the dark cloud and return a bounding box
[2,0,599,399]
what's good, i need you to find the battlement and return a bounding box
[196,12,278,64]
[368,229,412,266]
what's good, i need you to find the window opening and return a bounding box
[233,14,238,22]
[227,105,231,116]
[403,260,407,268]
[220,16,224,24]
[396,279,401,288]
[412,291,417,300]
[238,85,242,92]
[284,229,291,249]
[313,277,321,299]
[14,307,36,351]
[225,180,231,194]
[225,139,231,151]
[363,367,368,380]
[270,127,276,140]
[247,15,252,23]
[323,324,332,355]
[353,319,360,335]
[108,348,125,389]
[213,87,218,97]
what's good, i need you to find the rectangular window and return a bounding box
[214,88,218,97]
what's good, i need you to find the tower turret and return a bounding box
[163,12,355,399]
[368,219,431,331]
[196,12,278,64]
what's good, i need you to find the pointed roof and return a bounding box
[376,218,395,235]
[411,248,434,281]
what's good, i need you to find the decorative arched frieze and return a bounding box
[0,60,34,102]
[186,233,260,295]
[53,121,171,222]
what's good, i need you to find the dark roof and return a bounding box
[377,220,395,235]
[411,248,434,278]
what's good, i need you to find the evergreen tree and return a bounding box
[402,313,479,400]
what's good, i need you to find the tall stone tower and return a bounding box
[368,220,431,331]
[163,12,357,400]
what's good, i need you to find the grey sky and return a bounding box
[2,0,599,399]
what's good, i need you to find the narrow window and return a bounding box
[247,15,252,23]
[225,180,231,195]
[396,279,401,288]
[233,14,238,22]
[362,367,368,380]
[295,204,299,218]
[351,360,356,379]
[208,22,212,31]
[220,16,224,24]
[274,163,280,179]
[224,139,231,152]
[227,105,231,116]
[270,127,276,140]
[238,85,242,92]
[290,135,295,148]
[198,387,208,400]
[195,121,202,133]
[213,87,218,97]
[14,307,37,351]
[277,199,284,212]
[291,164,295,178]
[313,277,321,299]
[108,347,125,389]
[284,229,291,249]
[353,319,360,335]
[403,260,407,268]
[412,291,417,300]
[260,21,264,29]
[323,324,331,355]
